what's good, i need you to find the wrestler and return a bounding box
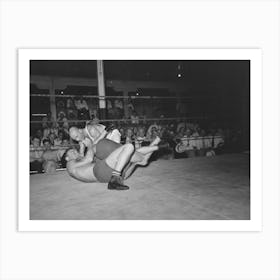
[65,137,166,190]
[69,122,121,156]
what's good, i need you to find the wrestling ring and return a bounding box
[30,153,250,220]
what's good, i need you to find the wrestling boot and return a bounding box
[108,175,130,190]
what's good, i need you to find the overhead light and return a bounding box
[177,73,182,78]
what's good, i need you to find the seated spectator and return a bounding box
[146,126,159,143]
[125,127,134,144]
[135,126,148,148]
[119,127,126,144]
[42,139,59,173]
[50,122,59,137]
[30,136,43,173]
[66,97,78,120]
[42,115,49,129]
[174,126,186,142]
[41,112,52,129]
[66,98,76,110]
[35,129,43,142]
[54,130,64,146]
[57,99,65,109]
[62,117,69,129]
[67,108,78,120]
[42,126,51,143]
[57,107,67,122]
[113,100,124,118]
[57,138,70,165]
[176,122,185,133]
[57,111,67,126]
[114,99,123,111]
[48,133,56,146]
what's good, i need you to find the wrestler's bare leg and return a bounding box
[123,137,161,180]
[131,136,161,165]
[104,143,135,190]
[105,143,134,173]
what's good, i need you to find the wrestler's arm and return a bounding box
[88,124,107,145]
[79,141,86,156]
[70,147,95,169]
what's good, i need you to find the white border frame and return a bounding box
[18,48,262,232]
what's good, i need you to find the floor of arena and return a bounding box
[30,153,250,220]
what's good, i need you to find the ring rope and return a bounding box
[30,144,79,151]
[30,136,223,152]
[30,94,217,100]
[30,117,210,124]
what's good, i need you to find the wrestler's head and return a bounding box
[69,127,84,142]
[65,148,80,161]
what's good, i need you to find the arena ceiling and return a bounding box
[30,60,249,94]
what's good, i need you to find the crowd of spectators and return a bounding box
[30,110,243,174]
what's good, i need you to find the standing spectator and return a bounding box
[41,112,52,129]
[56,99,67,122]
[66,97,78,120]
[130,110,139,125]
[75,97,89,120]
[35,129,43,142]
[57,111,67,128]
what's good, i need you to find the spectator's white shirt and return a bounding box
[75,100,88,110]
[54,138,62,146]
[131,115,139,124]
[30,145,43,162]
[114,100,123,109]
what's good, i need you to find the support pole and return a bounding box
[97,60,106,120]
[49,77,57,122]
[123,90,129,118]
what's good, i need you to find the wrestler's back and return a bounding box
[67,162,97,183]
